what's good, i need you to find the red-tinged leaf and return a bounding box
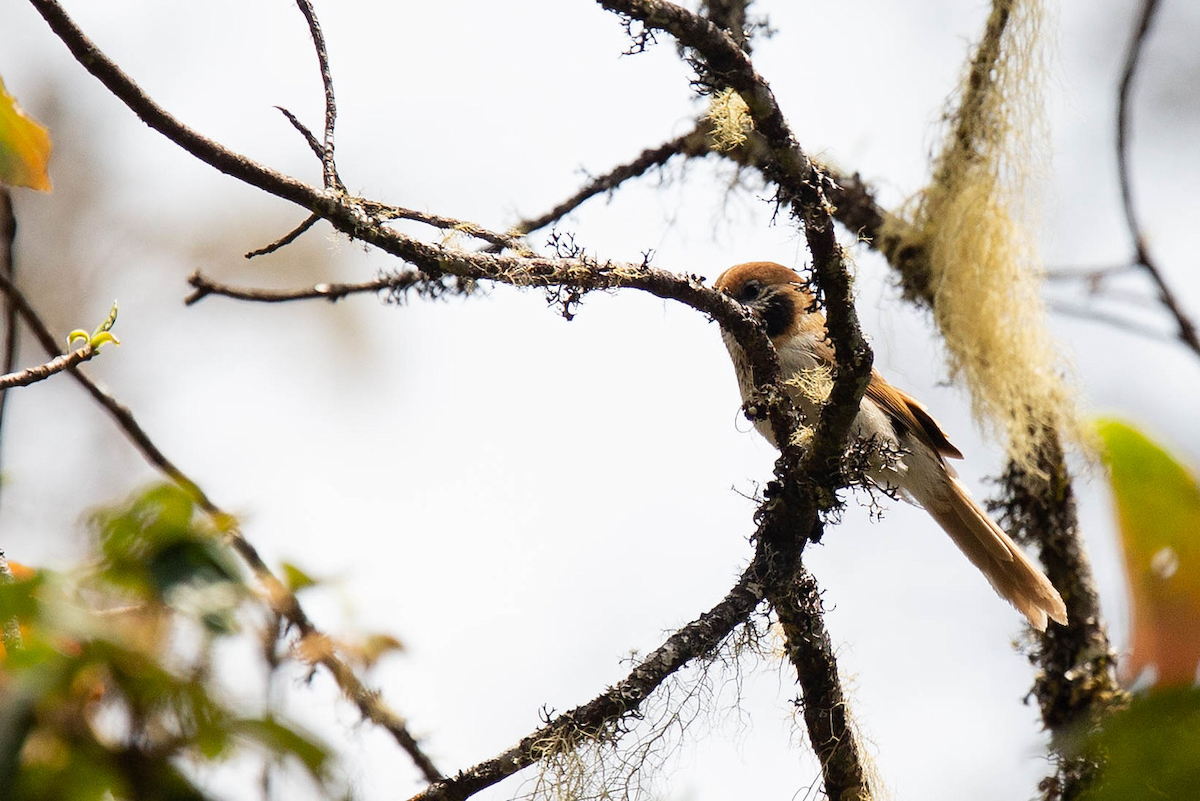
[1096,418,1200,687]
[0,77,51,191]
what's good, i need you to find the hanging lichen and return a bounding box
[881,0,1083,474]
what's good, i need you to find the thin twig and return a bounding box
[275,106,323,160]
[186,270,406,305]
[408,562,766,801]
[0,345,99,390]
[293,0,340,190]
[0,265,445,783]
[1116,0,1200,359]
[0,190,17,517]
[1047,300,1174,343]
[364,201,532,253]
[488,125,710,250]
[245,213,320,259]
[1043,264,1136,283]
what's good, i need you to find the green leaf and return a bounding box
[230,717,330,781]
[0,573,43,623]
[0,77,51,191]
[1083,688,1200,800]
[280,561,318,593]
[1095,418,1200,686]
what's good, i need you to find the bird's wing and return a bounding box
[864,371,964,460]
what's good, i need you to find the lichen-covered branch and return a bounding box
[596,2,875,797]
[408,563,766,801]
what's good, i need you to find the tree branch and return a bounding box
[995,438,1125,801]
[0,344,99,390]
[186,270,408,305]
[408,562,766,801]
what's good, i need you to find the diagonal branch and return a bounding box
[0,344,100,390]
[407,561,766,801]
[245,213,321,259]
[490,124,711,249]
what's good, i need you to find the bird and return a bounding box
[713,261,1067,630]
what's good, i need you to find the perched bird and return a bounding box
[714,261,1067,630]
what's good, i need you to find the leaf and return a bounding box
[1095,418,1200,686]
[1083,687,1200,800]
[0,77,51,191]
[280,561,318,593]
[230,717,330,781]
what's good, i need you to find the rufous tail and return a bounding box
[917,476,1067,631]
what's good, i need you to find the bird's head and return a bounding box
[713,261,815,341]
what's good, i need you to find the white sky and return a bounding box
[3,1,1200,799]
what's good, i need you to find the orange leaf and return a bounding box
[0,77,52,191]
[1097,418,1200,687]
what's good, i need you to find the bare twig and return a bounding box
[489,124,710,250]
[1116,0,1200,360]
[0,190,17,517]
[245,213,320,259]
[1046,300,1174,343]
[275,106,323,160]
[0,345,99,390]
[293,0,340,190]
[186,270,411,305]
[1043,264,1136,284]
[0,265,444,783]
[408,562,766,801]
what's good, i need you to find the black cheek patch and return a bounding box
[757,291,794,338]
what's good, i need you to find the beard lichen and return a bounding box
[706,88,753,153]
[880,0,1084,475]
[520,615,777,801]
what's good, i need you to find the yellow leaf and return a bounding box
[0,76,52,191]
[1096,418,1200,687]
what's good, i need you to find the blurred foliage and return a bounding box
[0,484,336,800]
[1082,687,1200,800]
[1096,418,1200,687]
[0,76,52,191]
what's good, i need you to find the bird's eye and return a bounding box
[737,281,763,303]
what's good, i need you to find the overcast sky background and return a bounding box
[3,1,1200,799]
